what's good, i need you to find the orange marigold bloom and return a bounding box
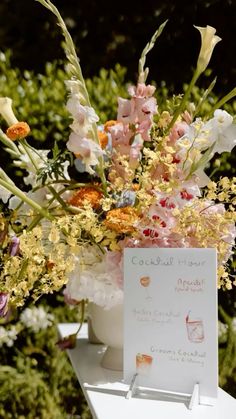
[68,186,103,209]
[104,120,117,132]
[6,122,30,141]
[98,130,108,149]
[104,206,139,233]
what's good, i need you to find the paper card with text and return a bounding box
[124,248,218,403]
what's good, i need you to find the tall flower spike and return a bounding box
[138,20,168,84]
[37,0,107,194]
[194,25,221,75]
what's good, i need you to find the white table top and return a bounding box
[58,323,236,419]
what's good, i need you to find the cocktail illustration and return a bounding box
[140,276,152,301]
[186,311,204,343]
[136,353,153,375]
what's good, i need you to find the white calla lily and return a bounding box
[195,25,221,74]
[0,97,18,126]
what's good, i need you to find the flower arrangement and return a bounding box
[0,0,235,314]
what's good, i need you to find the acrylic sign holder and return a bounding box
[126,374,215,411]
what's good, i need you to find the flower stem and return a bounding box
[21,139,70,210]
[210,87,236,114]
[167,69,200,131]
[0,178,53,220]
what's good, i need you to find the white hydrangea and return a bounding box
[65,246,123,310]
[20,306,54,333]
[0,325,18,347]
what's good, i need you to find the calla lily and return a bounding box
[0,97,18,126]
[195,25,221,74]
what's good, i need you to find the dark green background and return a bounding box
[0,0,235,93]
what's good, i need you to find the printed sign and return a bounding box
[124,248,218,403]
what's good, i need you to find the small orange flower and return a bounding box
[104,120,117,132]
[6,122,30,141]
[46,260,55,270]
[68,186,103,209]
[104,206,139,233]
[132,183,140,191]
[98,131,108,149]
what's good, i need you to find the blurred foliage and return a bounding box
[0,296,92,419]
[0,0,235,96]
[218,306,236,397]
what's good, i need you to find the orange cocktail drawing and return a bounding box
[186,311,204,343]
[136,353,153,375]
[140,276,152,300]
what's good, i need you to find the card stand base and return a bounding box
[125,373,139,399]
[188,383,200,410]
[126,376,204,411]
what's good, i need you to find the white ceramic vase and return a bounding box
[88,302,123,371]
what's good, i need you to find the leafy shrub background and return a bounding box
[0,297,92,419]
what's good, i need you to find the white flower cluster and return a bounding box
[65,80,104,175]
[0,306,54,348]
[65,246,123,310]
[20,306,54,333]
[0,325,18,347]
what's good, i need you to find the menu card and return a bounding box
[124,248,218,403]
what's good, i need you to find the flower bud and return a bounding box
[0,292,9,317]
[194,25,221,74]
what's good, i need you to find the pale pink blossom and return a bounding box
[169,121,188,143]
[128,83,156,98]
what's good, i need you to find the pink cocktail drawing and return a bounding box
[186,311,204,343]
[140,276,152,301]
[136,353,153,375]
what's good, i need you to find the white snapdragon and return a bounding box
[205,109,236,154]
[67,98,99,126]
[67,133,104,175]
[20,306,54,332]
[65,78,104,176]
[14,146,50,187]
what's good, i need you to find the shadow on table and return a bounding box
[83,384,190,408]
